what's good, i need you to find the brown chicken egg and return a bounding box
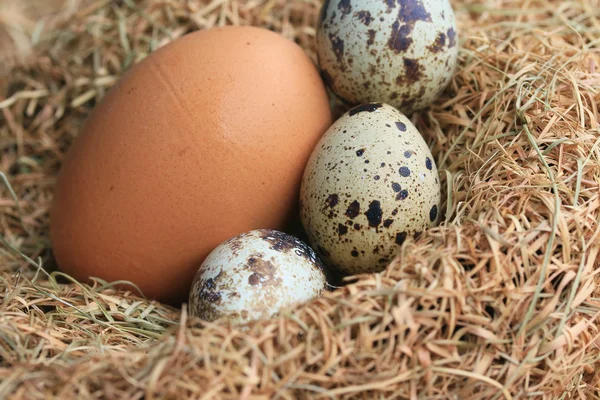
[49,26,332,304]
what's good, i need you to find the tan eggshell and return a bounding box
[299,103,441,275]
[316,0,458,115]
[49,26,332,304]
[189,229,327,325]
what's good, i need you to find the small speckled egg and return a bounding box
[316,0,458,115]
[299,103,441,275]
[189,229,328,325]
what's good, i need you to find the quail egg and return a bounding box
[299,103,441,275]
[189,229,328,325]
[316,0,459,114]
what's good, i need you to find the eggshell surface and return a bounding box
[189,229,327,325]
[49,26,332,304]
[299,103,441,275]
[316,0,458,114]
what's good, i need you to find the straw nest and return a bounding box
[1,0,599,398]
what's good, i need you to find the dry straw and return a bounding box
[1,0,600,398]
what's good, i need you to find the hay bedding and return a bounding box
[0,0,599,398]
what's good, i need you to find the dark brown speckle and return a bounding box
[388,21,413,53]
[447,28,457,47]
[192,271,225,322]
[348,103,383,116]
[355,10,373,25]
[365,200,383,227]
[338,0,352,17]
[367,29,376,46]
[426,157,433,170]
[428,32,446,53]
[346,200,361,218]
[248,273,262,286]
[399,166,411,177]
[259,230,322,267]
[396,190,409,201]
[395,232,407,245]
[430,205,438,221]
[398,1,432,24]
[326,194,339,208]
[403,58,422,83]
[329,34,345,64]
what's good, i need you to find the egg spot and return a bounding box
[399,0,432,24]
[328,34,345,64]
[396,190,409,201]
[345,200,361,218]
[447,28,457,47]
[391,182,401,192]
[388,21,413,53]
[404,150,412,158]
[367,29,376,46]
[197,274,223,312]
[395,121,407,131]
[365,200,383,227]
[402,58,422,83]
[338,0,352,17]
[248,273,262,286]
[399,166,411,177]
[430,205,438,221]
[326,194,339,208]
[355,10,373,25]
[427,32,447,53]
[426,157,433,170]
[395,232,407,245]
[348,103,383,116]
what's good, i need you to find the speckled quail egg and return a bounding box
[188,229,328,325]
[299,103,441,275]
[316,0,458,115]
